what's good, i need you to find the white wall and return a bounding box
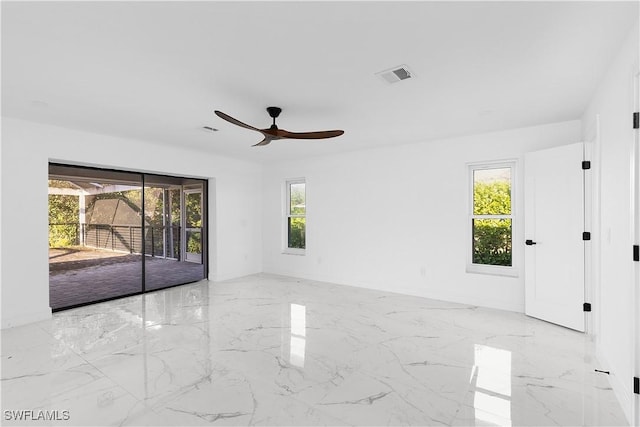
[581,21,639,424]
[0,117,263,328]
[262,120,581,312]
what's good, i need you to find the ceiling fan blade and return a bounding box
[279,129,344,140]
[214,110,260,132]
[216,107,343,146]
[252,137,273,147]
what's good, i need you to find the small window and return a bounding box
[468,163,516,275]
[285,179,305,253]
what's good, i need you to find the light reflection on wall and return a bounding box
[471,344,512,426]
[289,304,306,367]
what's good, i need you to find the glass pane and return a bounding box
[290,183,306,215]
[288,217,306,249]
[144,187,165,258]
[472,218,512,266]
[144,177,206,292]
[473,168,511,215]
[186,192,202,227]
[169,188,181,259]
[48,166,143,310]
[187,231,202,255]
[48,189,80,248]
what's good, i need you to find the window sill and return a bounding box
[466,264,519,278]
[282,248,306,256]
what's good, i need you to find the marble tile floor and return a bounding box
[0,274,628,426]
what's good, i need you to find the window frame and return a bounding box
[283,178,306,255]
[466,160,518,277]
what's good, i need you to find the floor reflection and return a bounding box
[471,344,512,426]
[289,303,306,368]
[48,283,211,401]
[3,275,629,426]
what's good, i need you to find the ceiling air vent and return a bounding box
[376,65,414,84]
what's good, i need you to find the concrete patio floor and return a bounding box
[49,248,205,310]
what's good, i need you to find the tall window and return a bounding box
[469,163,515,273]
[286,179,306,252]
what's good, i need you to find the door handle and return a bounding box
[525,239,537,246]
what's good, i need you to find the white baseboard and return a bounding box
[259,269,524,313]
[211,269,262,283]
[595,345,633,425]
[1,307,52,329]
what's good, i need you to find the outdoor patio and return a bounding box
[49,248,205,310]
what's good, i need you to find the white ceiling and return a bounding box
[2,1,638,163]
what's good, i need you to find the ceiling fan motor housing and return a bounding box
[267,106,282,118]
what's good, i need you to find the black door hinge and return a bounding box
[583,232,591,241]
[634,112,639,129]
[634,377,639,394]
[634,245,639,262]
[583,302,592,312]
[581,160,591,170]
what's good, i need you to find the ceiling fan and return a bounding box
[214,107,344,146]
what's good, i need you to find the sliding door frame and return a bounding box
[48,162,209,312]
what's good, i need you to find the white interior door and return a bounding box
[524,143,586,332]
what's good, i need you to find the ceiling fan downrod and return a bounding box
[266,106,282,129]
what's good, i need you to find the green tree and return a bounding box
[186,193,202,254]
[144,188,166,255]
[288,218,306,249]
[48,193,79,247]
[473,181,512,266]
[288,184,305,249]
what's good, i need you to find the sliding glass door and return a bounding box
[48,164,208,310]
[143,176,207,292]
[49,164,144,309]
